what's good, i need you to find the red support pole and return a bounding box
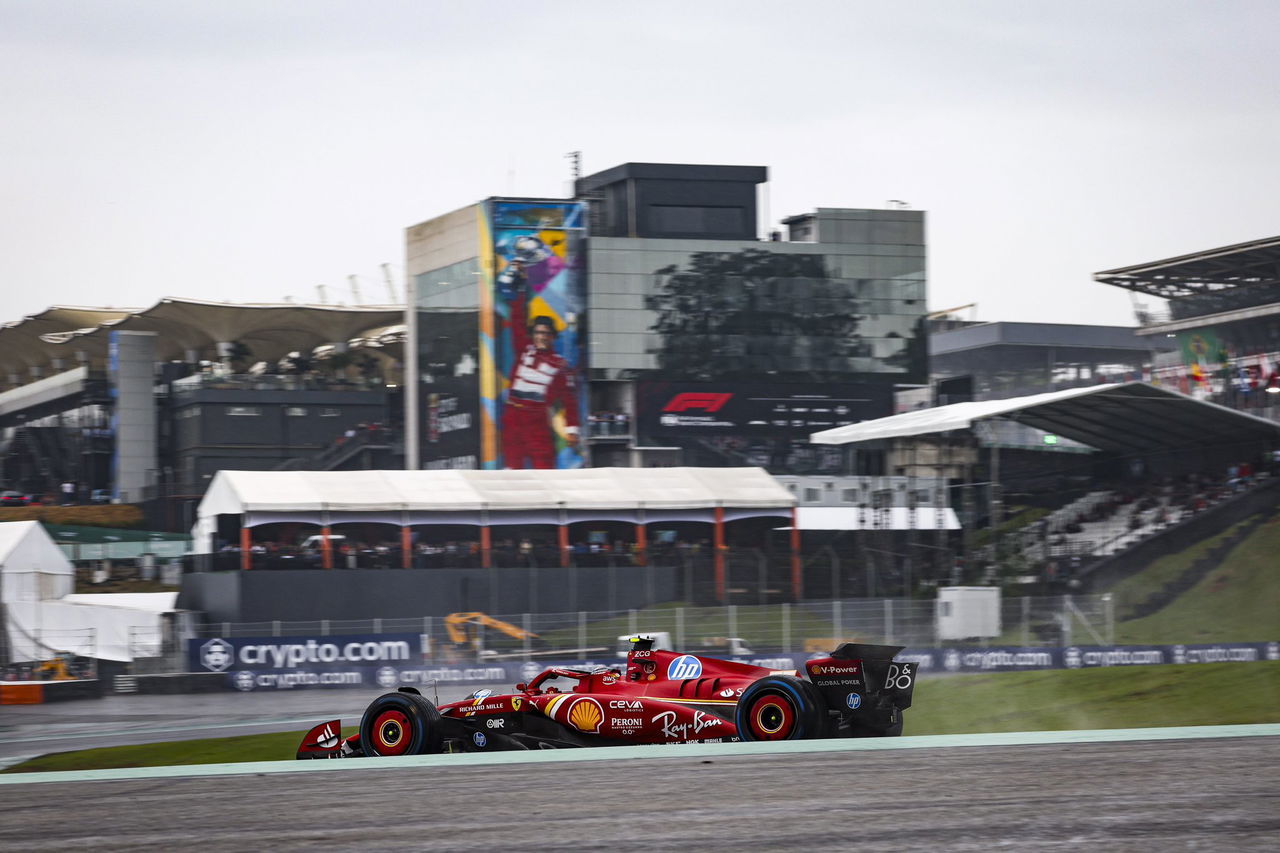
[481,525,491,569]
[402,525,412,569]
[634,522,647,566]
[240,526,251,571]
[714,506,726,603]
[558,524,570,568]
[321,526,333,570]
[790,506,803,601]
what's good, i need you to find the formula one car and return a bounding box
[297,638,917,758]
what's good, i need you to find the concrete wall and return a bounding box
[179,564,679,623]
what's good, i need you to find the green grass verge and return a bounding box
[907,661,1280,734]
[2,726,357,774]
[6,664,1277,773]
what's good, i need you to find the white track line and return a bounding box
[3,724,1277,786]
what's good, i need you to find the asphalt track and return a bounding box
[1,722,1277,851]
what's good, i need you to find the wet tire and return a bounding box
[734,675,828,742]
[359,691,444,756]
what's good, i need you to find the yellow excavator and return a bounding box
[444,612,540,652]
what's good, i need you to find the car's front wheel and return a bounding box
[734,675,828,742]
[359,691,443,756]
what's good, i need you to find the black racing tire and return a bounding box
[359,691,444,756]
[734,674,828,742]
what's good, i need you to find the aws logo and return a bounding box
[662,392,732,413]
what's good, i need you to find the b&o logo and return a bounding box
[520,661,543,682]
[376,667,399,688]
[667,655,702,680]
[1173,645,1187,664]
[1064,647,1082,669]
[201,638,235,672]
[1267,643,1279,661]
[233,671,256,692]
[943,649,961,672]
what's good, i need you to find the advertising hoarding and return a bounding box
[635,380,892,474]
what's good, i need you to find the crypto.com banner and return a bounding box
[187,639,1279,692]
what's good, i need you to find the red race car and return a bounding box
[297,638,917,758]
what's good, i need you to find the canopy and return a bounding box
[194,467,798,551]
[809,382,1280,454]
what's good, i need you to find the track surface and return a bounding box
[0,731,1277,851]
[0,685,491,762]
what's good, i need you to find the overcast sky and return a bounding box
[2,0,1276,328]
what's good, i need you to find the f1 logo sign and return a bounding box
[663,392,732,413]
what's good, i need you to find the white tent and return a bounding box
[193,467,798,553]
[1,521,181,663]
[0,520,73,604]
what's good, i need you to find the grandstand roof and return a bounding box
[809,382,1280,455]
[0,297,403,381]
[1093,235,1280,299]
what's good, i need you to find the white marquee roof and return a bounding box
[198,467,797,517]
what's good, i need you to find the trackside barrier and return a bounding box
[183,638,1280,692]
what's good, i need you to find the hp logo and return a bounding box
[667,655,702,680]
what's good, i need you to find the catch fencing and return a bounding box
[181,593,1114,666]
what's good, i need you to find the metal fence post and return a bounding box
[833,600,843,643]
[782,602,791,654]
[1104,593,1114,644]
[884,598,894,646]
[1022,596,1031,647]
[628,609,638,636]
[273,620,280,637]
[728,604,737,643]
[523,612,532,661]
[1062,595,1072,647]
[321,619,329,637]
[222,622,230,638]
[676,607,685,650]
[373,617,382,635]
[578,611,586,656]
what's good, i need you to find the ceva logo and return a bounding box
[667,654,702,680]
[201,638,235,672]
[663,392,732,413]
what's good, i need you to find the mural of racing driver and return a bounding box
[499,244,581,468]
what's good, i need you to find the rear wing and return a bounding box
[805,643,917,722]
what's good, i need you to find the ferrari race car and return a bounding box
[297,638,917,758]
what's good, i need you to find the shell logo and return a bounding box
[567,697,604,733]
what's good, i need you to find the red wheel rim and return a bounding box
[371,709,412,755]
[747,693,796,740]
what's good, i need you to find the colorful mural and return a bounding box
[480,200,587,469]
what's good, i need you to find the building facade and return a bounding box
[406,162,929,475]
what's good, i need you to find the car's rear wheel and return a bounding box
[359,691,443,756]
[734,675,827,741]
